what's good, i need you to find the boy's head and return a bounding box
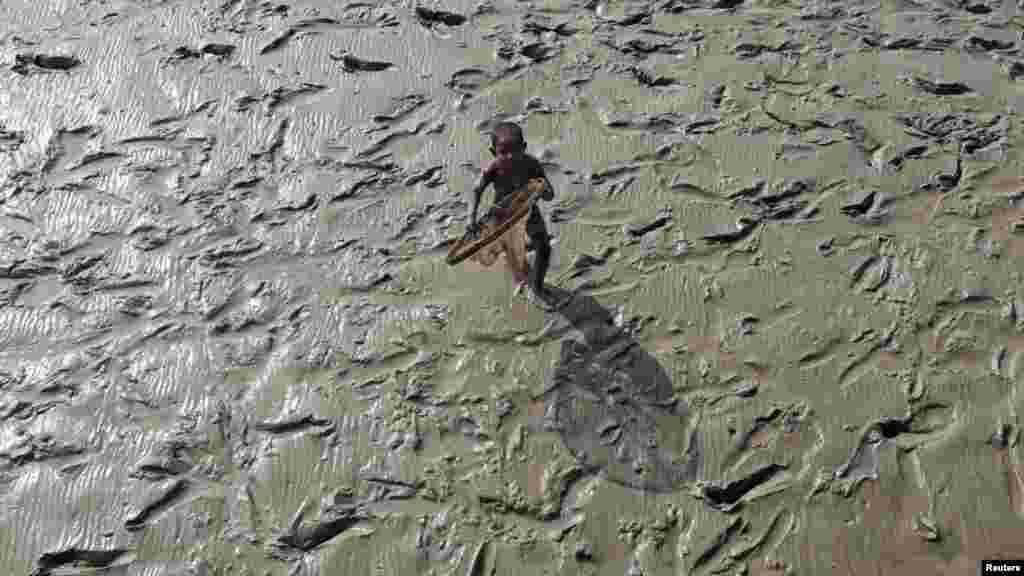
[490,122,526,163]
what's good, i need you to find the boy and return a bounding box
[468,122,558,307]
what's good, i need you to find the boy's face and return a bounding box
[492,133,525,165]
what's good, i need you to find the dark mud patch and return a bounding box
[268,501,368,558]
[250,413,331,435]
[415,7,467,27]
[701,463,788,511]
[833,404,954,496]
[331,53,395,73]
[124,478,190,531]
[31,548,132,576]
[11,53,81,75]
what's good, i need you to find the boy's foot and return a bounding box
[528,285,573,311]
[524,286,553,310]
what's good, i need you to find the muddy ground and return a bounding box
[3,0,1024,574]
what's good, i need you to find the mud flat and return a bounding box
[3,0,1024,574]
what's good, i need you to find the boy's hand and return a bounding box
[483,158,507,178]
[527,178,552,203]
[541,183,554,201]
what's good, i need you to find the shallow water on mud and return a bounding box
[3,0,1024,574]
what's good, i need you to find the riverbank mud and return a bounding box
[3,0,1024,574]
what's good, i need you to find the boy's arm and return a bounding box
[540,175,555,201]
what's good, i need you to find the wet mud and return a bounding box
[3,0,1024,574]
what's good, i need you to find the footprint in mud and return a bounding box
[538,289,699,492]
[446,68,495,96]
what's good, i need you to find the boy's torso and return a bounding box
[491,155,544,206]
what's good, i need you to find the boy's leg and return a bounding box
[525,210,575,309]
[531,238,550,293]
[526,210,551,294]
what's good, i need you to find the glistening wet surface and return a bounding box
[3,0,1024,574]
